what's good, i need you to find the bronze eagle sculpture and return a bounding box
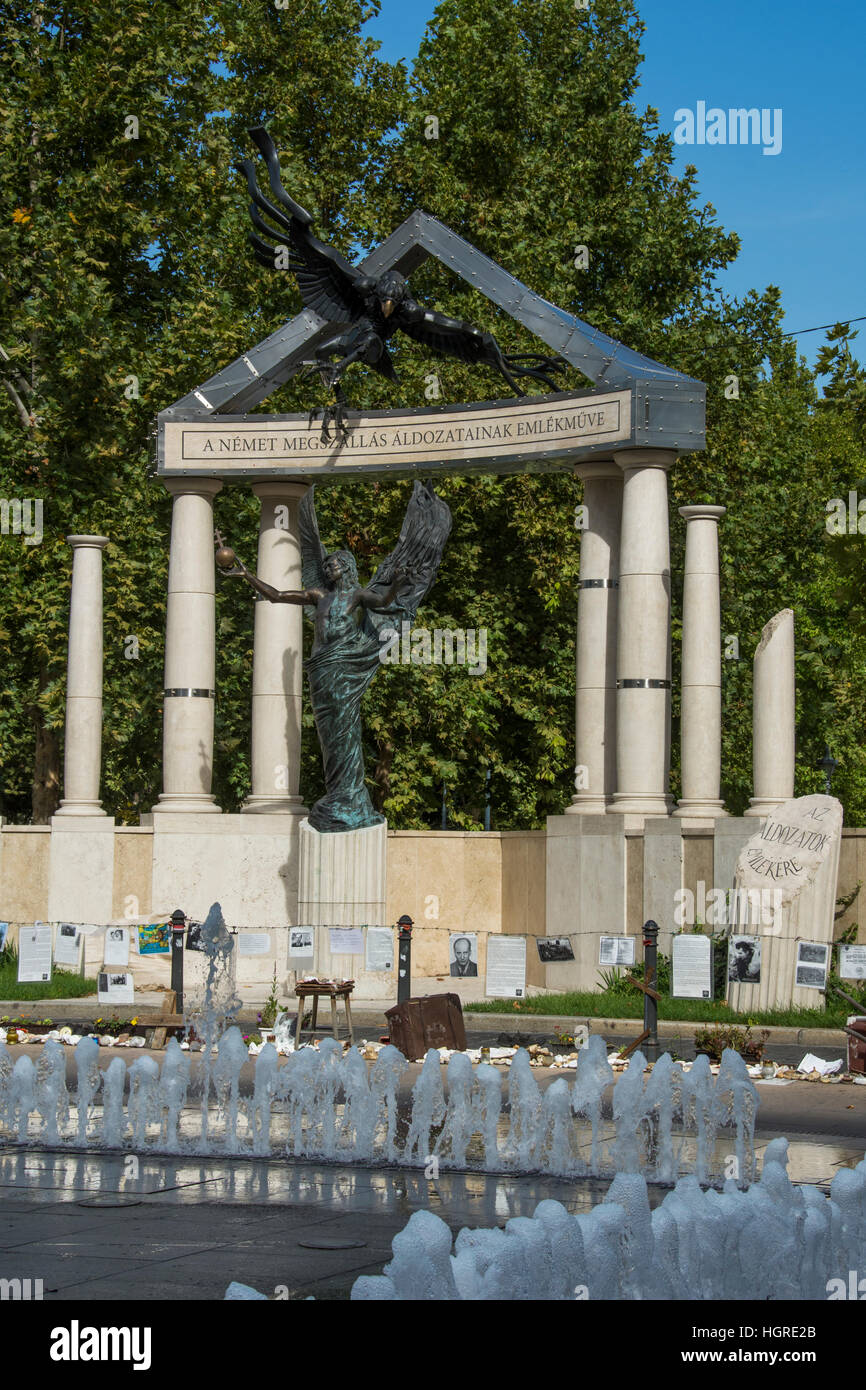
[237,127,568,440]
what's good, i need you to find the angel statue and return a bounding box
[237,126,568,440]
[216,482,451,833]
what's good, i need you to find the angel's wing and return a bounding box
[364,482,452,632]
[299,487,327,601]
[237,128,372,323]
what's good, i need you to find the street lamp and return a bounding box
[817,746,838,795]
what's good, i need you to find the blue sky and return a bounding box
[364,0,866,369]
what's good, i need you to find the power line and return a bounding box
[782,316,866,338]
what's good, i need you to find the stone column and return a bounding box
[745,608,795,817]
[611,449,676,816]
[675,505,727,818]
[56,535,109,816]
[153,479,222,814]
[243,481,309,814]
[566,461,622,814]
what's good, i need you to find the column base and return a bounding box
[152,795,222,815]
[55,800,107,817]
[610,792,675,816]
[744,797,787,818]
[565,795,610,815]
[241,796,309,815]
[674,799,728,818]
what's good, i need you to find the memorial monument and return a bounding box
[5,124,850,1013]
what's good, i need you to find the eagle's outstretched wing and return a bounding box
[364,482,452,634]
[397,300,568,393]
[299,487,327,610]
[397,302,500,365]
[237,127,372,323]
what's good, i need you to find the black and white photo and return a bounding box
[727,935,761,984]
[449,933,478,977]
[537,937,575,963]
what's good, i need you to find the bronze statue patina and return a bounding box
[217,482,451,833]
[237,127,567,439]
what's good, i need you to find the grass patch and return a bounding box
[0,948,97,1001]
[465,991,856,1029]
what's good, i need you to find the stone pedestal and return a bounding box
[298,819,387,925]
[746,609,795,817]
[298,819,389,992]
[56,535,109,817]
[150,810,304,927]
[545,814,627,991]
[243,481,309,815]
[611,449,676,816]
[676,505,727,817]
[154,479,222,814]
[567,461,622,814]
[48,816,115,919]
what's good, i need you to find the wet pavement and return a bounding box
[0,1149,623,1300]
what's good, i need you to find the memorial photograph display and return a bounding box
[449,934,478,977]
[727,936,762,984]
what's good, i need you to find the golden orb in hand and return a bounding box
[215,546,236,569]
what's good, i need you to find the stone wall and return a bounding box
[0,818,862,1001]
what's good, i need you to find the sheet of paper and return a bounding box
[795,940,829,989]
[18,922,53,983]
[97,971,135,1005]
[103,926,130,967]
[54,924,83,970]
[237,932,271,957]
[840,944,866,981]
[485,935,526,999]
[138,922,171,955]
[536,937,575,962]
[365,926,394,972]
[288,927,315,958]
[598,936,635,966]
[186,922,204,952]
[329,927,363,955]
[672,933,712,1000]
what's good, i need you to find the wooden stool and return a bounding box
[294,981,355,1046]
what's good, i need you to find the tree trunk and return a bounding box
[371,738,394,813]
[31,703,61,823]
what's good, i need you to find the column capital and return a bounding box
[614,448,677,472]
[574,459,622,484]
[161,477,223,499]
[678,505,726,523]
[66,534,109,550]
[251,480,309,501]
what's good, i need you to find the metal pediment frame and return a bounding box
[158,209,706,467]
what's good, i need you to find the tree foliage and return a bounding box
[0,0,863,829]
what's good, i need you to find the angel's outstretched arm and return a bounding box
[241,570,319,606]
[217,545,321,605]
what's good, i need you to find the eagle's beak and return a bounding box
[381,298,395,318]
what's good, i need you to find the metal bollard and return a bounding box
[396,914,413,1005]
[170,908,186,1013]
[642,919,659,1062]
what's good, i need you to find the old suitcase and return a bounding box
[847,1016,866,1075]
[385,993,467,1059]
